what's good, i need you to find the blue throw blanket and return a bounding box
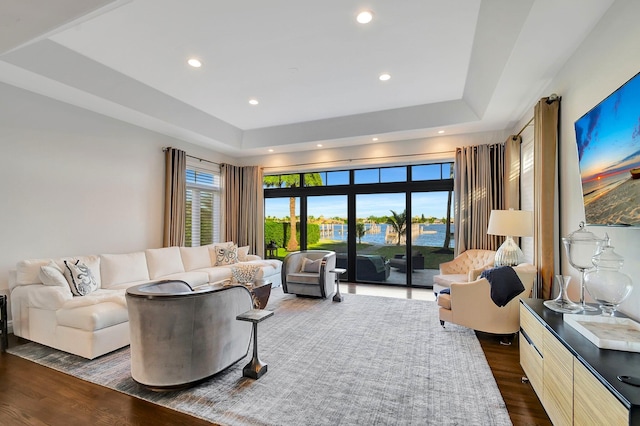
[480,266,524,307]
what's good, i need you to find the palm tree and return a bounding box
[442,190,453,252]
[386,209,407,245]
[356,222,367,244]
[264,173,323,251]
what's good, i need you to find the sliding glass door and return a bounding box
[264,163,455,287]
[355,193,405,284]
[410,191,454,287]
[265,197,300,255]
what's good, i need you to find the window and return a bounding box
[303,170,349,186]
[185,164,221,247]
[412,163,453,180]
[264,162,455,287]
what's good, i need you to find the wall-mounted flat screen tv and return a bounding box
[574,71,640,226]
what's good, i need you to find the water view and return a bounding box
[318,223,455,248]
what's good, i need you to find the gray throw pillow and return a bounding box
[302,258,322,273]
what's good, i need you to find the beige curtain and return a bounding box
[533,97,560,299]
[505,136,522,210]
[453,137,520,256]
[221,164,265,257]
[163,148,186,247]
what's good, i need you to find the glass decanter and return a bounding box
[584,234,633,316]
[544,275,583,313]
[561,222,604,312]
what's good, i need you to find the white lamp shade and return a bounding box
[487,210,533,237]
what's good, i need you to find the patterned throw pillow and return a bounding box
[215,245,238,266]
[63,260,99,296]
[231,264,260,283]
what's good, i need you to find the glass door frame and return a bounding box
[264,167,453,287]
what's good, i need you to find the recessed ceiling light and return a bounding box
[317,144,323,147]
[438,130,445,134]
[268,149,274,153]
[379,73,391,81]
[187,58,202,68]
[249,98,259,105]
[372,137,379,141]
[357,10,374,24]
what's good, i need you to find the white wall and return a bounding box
[540,0,640,319]
[0,83,232,300]
[240,129,511,172]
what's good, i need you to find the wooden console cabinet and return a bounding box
[520,299,640,425]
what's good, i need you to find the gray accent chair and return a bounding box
[125,280,253,390]
[282,250,337,298]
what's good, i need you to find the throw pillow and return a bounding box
[237,245,251,262]
[301,257,322,273]
[213,245,238,266]
[39,261,68,287]
[63,260,99,296]
[231,264,260,283]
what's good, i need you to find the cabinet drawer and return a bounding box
[574,360,628,425]
[520,303,543,349]
[543,327,574,426]
[520,331,543,397]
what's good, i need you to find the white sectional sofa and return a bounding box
[8,244,282,359]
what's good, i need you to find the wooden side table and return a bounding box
[236,309,274,379]
[1,295,8,352]
[330,268,346,302]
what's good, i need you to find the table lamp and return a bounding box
[487,209,533,266]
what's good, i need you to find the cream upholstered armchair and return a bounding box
[282,250,337,298]
[432,249,496,295]
[437,263,536,339]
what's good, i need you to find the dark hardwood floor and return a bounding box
[476,332,551,426]
[0,287,551,425]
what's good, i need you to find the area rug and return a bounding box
[8,288,511,425]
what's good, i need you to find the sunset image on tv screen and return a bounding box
[574,71,640,226]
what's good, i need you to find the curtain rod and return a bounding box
[514,117,534,139]
[513,94,560,139]
[162,147,220,166]
[262,149,456,171]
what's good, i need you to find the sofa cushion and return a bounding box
[179,246,212,271]
[63,260,99,296]
[39,261,68,287]
[287,272,321,285]
[146,247,185,279]
[57,301,128,331]
[433,273,467,287]
[196,267,234,284]
[101,252,150,288]
[211,245,238,266]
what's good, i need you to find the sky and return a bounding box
[574,71,640,182]
[265,192,451,220]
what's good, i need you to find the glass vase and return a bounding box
[544,275,583,313]
[584,235,633,316]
